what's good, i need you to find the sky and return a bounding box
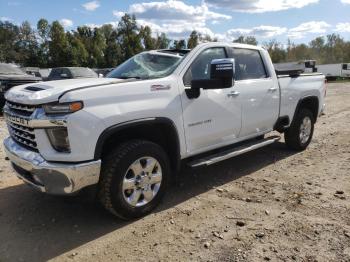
[1,0,350,44]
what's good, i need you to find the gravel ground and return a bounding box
[0,83,349,262]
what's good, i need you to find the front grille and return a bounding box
[5,101,37,116]
[5,100,39,151]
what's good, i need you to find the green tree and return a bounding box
[172,39,186,49]
[264,40,286,63]
[66,32,88,66]
[324,34,346,63]
[140,25,156,50]
[100,24,122,67]
[49,21,70,67]
[76,26,107,67]
[309,37,325,63]
[187,30,199,49]
[117,14,143,61]
[233,36,258,45]
[155,33,170,49]
[17,21,40,66]
[0,21,20,63]
[36,18,50,67]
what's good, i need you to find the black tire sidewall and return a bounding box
[286,109,315,150]
[107,141,170,219]
[297,110,314,149]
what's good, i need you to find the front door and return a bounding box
[179,47,242,155]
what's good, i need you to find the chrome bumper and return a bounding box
[3,137,101,195]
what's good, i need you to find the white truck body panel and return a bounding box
[278,74,326,121]
[3,42,326,195]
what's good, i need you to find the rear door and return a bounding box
[179,46,242,155]
[228,48,279,137]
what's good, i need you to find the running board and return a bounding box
[188,136,281,168]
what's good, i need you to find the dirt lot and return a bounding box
[0,83,349,262]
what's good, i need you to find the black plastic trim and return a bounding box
[292,96,319,123]
[94,117,181,170]
[274,116,290,132]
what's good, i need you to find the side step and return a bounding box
[188,136,281,168]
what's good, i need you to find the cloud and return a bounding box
[226,25,288,39]
[0,17,13,22]
[340,0,350,4]
[335,22,350,33]
[205,0,319,13]
[130,0,231,21]
[287,21,330,39]
[60,18,73,28]
[82,1,100,11]
[137,19,218,39]
[7,1,20,6]
[126,0,230,39]
[112,11,125,19]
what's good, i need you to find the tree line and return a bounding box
[1,13,350,69]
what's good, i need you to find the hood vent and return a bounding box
[25,86,45,92]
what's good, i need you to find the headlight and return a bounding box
[46,127,71,152]
[43,101,83,114]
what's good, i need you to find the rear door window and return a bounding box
[228,48,268,81]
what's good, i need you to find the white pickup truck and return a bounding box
[3,43,326,219]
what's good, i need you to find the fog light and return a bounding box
[46,128,70,152]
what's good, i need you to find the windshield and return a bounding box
[71,68,98,78]
[0,64,25,75]
[107,52,182,80]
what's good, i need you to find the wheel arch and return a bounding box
[292,96,319,124]
[94,117,181,172]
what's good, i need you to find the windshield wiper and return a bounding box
[117,76,142,79]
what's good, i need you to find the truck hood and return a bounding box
[4,78,127,105]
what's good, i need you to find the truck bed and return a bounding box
[277,73,326,122]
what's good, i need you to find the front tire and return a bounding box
[284,109,315,151]
[98,140,171,220]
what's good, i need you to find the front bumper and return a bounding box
[3,137,101,195]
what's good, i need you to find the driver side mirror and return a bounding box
[186,58,235,99]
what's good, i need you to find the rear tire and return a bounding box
[98,140,171,220]
[284,109,314,151]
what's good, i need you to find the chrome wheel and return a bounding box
[299,116,312,144]
[122,157,162,207]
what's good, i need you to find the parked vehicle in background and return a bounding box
[47,67,98,81]
[302,60,317,73]
[93,68,114,77]
[23,67,51,81]
[2,43,326,220]
[316,63,350,80]
[274,60,317,75]
[0,63,41,109]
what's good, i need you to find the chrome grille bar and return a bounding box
[5,101,37,113]
[8,127,36,143]
[7,122,35,135]
[5,100,38,151]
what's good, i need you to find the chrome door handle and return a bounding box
[227,91,240,98]
[268,87,278,91]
